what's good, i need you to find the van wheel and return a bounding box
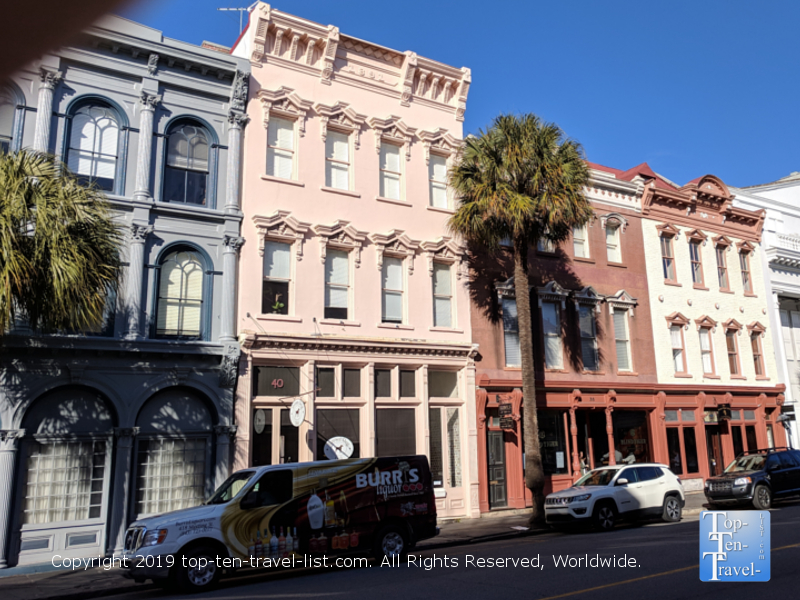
[593,502,617,531]
[175,545,221,593]
[373,525,407,561]
[752,485,772,510]
[662,495,682,522]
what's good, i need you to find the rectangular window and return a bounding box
[716,246,729,289]
[740,252,752,293]
[699,328,715,374]
[429,408,444,487]
[606,223,621,263]
[751,334,765,376]
[684,427,699,472]
[399,370,416,397]
[324,249,349,320]
[316,367,335,398]
[23,440,107,524]
[613,309,631,371]
[666,428,683,474]
[579,305,599,371]
[135,438,207,517]
[666,428,698,475]
[381,256,404,323]
[537,238,555,253]
[266,117,294,179]
[447,408,462,487]
[374,369,391,398]
[251,409,273,466]
[429,154,448,208]
[726,330,740,375]
[661,236,676,281]
[342,368,361,397]
[573,225,589,258]
[671,325,686,373]
[262,241,291,315]
[279,409,299,463]
[316,409,360,459]
[689,241,704,285]
[732,426,744,457]
[541,302,563,369]
[254,366,300,397]
[428,371,458,398]
[379,142,402,200]
[538,410,568,475]
[432,262,452,328]
[376,408,416,457]
[502,298,520,367]
[325,130,350,190]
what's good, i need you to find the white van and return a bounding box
[122,456,437,592]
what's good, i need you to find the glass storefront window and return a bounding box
[745,425,758,452]
[429,408,443,487]
[684,427,699,473]
[667,428,683,474]
[732,426,744,457]
[376,408,415,456]
[316,409,360,459]
[538,410,568,475]
[252,408,273,466]
[135,438,207,516]
[280,408,299,463]
[613,411,650,464]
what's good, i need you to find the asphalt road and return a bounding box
[112,503,800,600]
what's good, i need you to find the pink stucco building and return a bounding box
[231,3,478,518]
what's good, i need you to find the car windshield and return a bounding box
[574,468,618,487]
[724,454,766,473]
[206,471,255,505]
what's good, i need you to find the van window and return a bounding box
[207,471,255,504]
[251,469,293,507]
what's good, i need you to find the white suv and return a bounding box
[545,463,684,531]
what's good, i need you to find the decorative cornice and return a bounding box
[537,281,568,308]
[314,101,367,147]
[656,222,681,237]
[666,312,691,329]
[737,240,757,253]
[684,228,708,243]
[257,87,313,135]
[416,128,462,165]
[713,234,732,247]
[420,237,466,278]
[313,220,368,266]
[694,315,718,331]
[600,212,629,232]
[747,321,767,336]
[723,318,744,331]
[252,211,311,259]
[572,286,603,311]
[368,116,416,160]
[606,290,637,316]
[369,230,420,272]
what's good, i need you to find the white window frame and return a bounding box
[324,248,351,321]
[612,308,632,372]
[502,297,521,368]
[579,304,600,371]
[699,327,716,376]
[606,221,622,263]
[266,116,297,180]
[262,239,294,316]
[324,128,352,191]
[381,255,405,324]
[379,141,403,201]
[432,261,454,328]
[429,153,449,209]
[541,301,563,369]
[573,224,589,258]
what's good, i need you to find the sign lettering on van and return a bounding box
[356,468,419,489]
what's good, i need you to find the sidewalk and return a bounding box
[0,492,707,600]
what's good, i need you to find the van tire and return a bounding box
[373,525,407,562]
[174,545,221,593]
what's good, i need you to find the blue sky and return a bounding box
[121,0,800,188]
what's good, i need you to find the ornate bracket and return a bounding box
[252,211,311,260]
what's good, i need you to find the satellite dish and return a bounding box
[253,409,266,434]
[290,398,306,427]
[324,436,354,460]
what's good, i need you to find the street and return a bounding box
[107,502,800,600]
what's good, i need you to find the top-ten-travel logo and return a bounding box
[699,510,770,582]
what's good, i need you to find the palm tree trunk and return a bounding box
[513,237,546,526]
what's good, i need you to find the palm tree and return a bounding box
[0,149,123,334]
[448,114,593,524]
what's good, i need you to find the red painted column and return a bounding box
[606,406,616,466]
[569,407,579,474]
[476,389,490,513]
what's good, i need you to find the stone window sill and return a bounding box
[744,292,757,298]
[665,280,682,287]
[429,326,464,333]
[581,370,606,375]
[573,256,595,264]
[703,374,721,380]
[720,289,734,294]
[320,319,361,327]
[731,375,747,380]
[261,174,305,187]
[693,284,709,291]
[377,322,414,330]
[616,371,639,376]
[427,205,455,214]
[756,376,771,381]
[257,314,303,323]
[321,186,360,198]
[376,196,411,207]
[607,261,627,269]
[674,372,693,378]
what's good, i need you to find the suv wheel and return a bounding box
[662,495,682,522]
[752,484,772,510]
[593,502,617,531]
[175,545,221,593]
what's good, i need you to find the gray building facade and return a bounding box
[0,15,249,567]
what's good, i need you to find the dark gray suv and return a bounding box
[704,447,800,509]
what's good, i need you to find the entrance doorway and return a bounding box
[706,425,724,476]
[487,431,507,509]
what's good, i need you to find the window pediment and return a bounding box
[723,318,743,331]
[573,286,603,312]
[253,210,311,259]
[666,312,690,329]
[368,115,416,160]
[417,128,462,165]
[314,101,367,147]
[258,87,312,135]
[685,228,708,243]
[495,276,516,298]
[747,321,767,336]
[421,236,466,279]
[694,315,718,331]
[737,240,756,253]
[369,230,420,272]
[537,281,568,308]
[607,289,638,315]
[600,212,628,232]
[656,223,681,237]
[713,234,732,248]
[314,220,367,266]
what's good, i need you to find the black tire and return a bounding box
[752,484,772,510]
[593,502,617,532]
[174,545,222,593]
[373,525,408,562]
[662,495,682,522]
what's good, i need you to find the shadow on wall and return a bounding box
[466,243,608,377]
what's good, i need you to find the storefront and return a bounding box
[476,380,788,512]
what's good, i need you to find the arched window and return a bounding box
[0,86,18,153]
[155,250,205,338]
[67,103,120,192]
[163,122,210,206]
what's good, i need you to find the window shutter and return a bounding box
[446,408,462,487]
[430,155,448,208]
[699,329,711,352]
[264,241,291,279]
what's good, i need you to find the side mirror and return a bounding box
[240,490,258,510]
[616,478,629,486]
